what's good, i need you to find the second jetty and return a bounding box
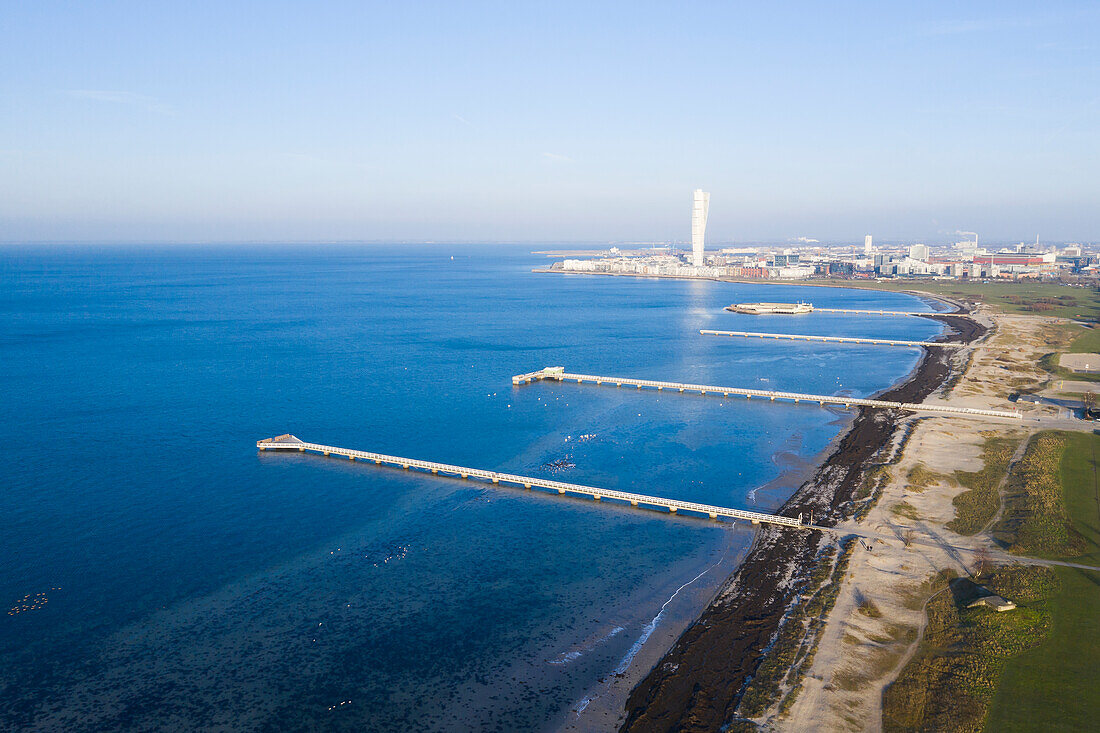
[700,329,957,348]
[512,367,1020,420]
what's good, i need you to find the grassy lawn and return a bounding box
[1041,357,1100,385]
[1037,324,1100,384]
[1067,324,1100,353]
[984,432,1100,732]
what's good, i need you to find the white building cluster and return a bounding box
[559,254,818,279]
[551,191,1096,283]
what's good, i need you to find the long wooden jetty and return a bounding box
[512,367,1021,420]
[700,329,956,348]
[812,307,931,316]
[256,434,807,527]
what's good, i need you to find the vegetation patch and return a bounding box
[993,432,1085,557]
[1068,324,1100,353]
[985,432,1100,730]
[855,465,887,502]
[906,462,950,490]
[857,597,882,618]
[890,501,920,520]
[947,436,1021,535]
[882,565,1058,733]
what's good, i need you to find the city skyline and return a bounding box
[2,2,1098,243]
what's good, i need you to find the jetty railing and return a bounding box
[256,434,806,528]
[512,367,1021,420]
[812,308,932,316]
[701,329,956,348]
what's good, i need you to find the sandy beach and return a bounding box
[619,304,983,731]
[617,297,1092,732]
[775,309,1079,731]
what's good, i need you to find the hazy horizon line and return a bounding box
[0,238,1092,248]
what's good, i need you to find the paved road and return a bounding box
[1027,416,1096,432]
[811,522,1100,572]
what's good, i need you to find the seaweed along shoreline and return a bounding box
[619,309,986,732]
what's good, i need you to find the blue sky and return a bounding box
[2,1,1098,243]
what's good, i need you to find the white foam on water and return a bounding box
[549,625,625,665]
[567,551,733,720]
[611,558,722,677]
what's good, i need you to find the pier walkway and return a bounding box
[812,308,931,316]
[700,329,956,348]
[256,434,806,527]
[512,367,1021,420]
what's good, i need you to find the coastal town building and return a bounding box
[908,244,930,261]
[549,234,1096,285]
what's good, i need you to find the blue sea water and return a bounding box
[0,245,942,731]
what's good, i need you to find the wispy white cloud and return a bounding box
[63,89,172,114]
[541,151,573,162]
[453,113,473,127]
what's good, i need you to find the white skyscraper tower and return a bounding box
[691,189,710,267]
[864,234,873,256]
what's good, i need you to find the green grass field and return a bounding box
[1039,325,1100,385]
[984,432,1100,731]
[1067,325,1100,353]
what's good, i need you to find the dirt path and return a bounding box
[882,583,950,706]
[978,437,1031,537]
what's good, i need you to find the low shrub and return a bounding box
[948,437,1021,535]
